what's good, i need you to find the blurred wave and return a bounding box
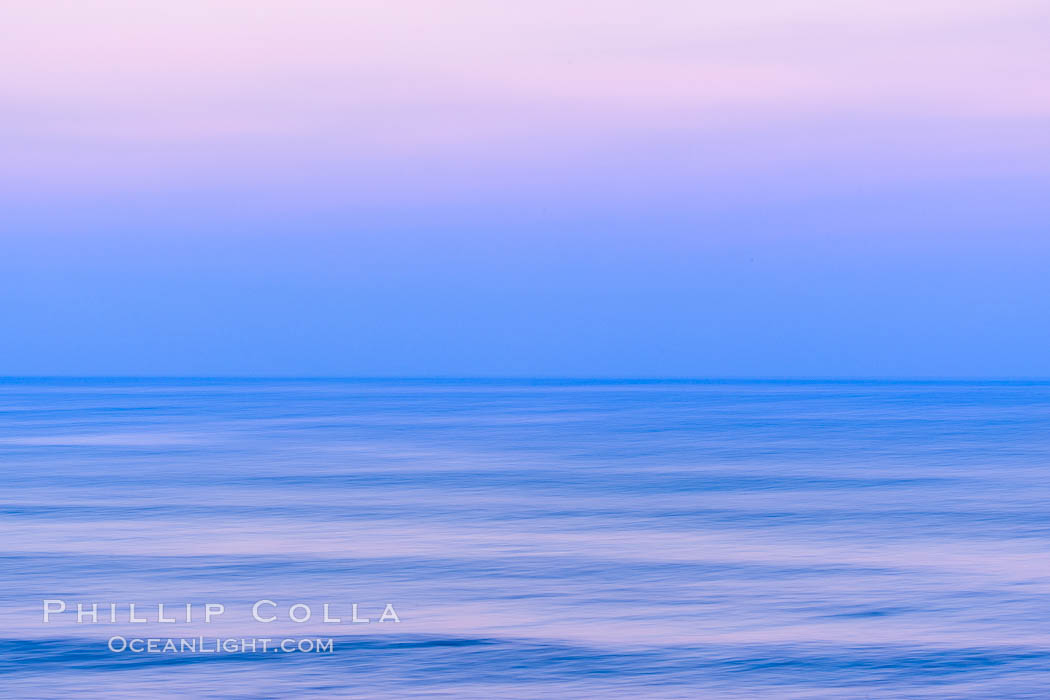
[2,379,1050,697]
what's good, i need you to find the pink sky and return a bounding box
[3,0,1048,205]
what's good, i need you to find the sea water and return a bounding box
[2,379,1049,698]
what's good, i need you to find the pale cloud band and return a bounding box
[3,0,1048,200]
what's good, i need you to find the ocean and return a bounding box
[2,378,1049,698]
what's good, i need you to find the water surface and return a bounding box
[2,379,1049,698]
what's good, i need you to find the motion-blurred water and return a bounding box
[2,379,1050,698]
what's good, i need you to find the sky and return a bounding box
[2,0,1048,377]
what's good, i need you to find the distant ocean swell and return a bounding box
[3,379,1050,697]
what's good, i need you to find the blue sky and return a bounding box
[2,1,1048,376]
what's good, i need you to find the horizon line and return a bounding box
[2,376,1049,383]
